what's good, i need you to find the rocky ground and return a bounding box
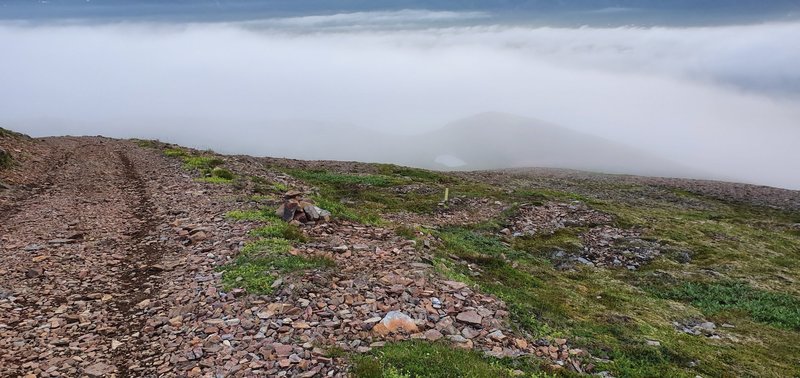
[1,133,798,377]
[0,137,580,377]
[473,167,800,212]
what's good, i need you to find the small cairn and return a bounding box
[275,190,331,225]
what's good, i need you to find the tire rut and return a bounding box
[109,150,170,376]
[1,139,179,377]
[0,147,75,222]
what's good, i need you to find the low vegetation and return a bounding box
[163,147,189,157]
[0,127,25,169]
[194,176,233,184]
[250,175,289,195]
[0,148,11,169]
[289,169,404,188]
[219,207,328,294]
[218,238,332,294]
[183,155,225,171]
[248,218,307,242]
[161,146,235,183]
[134,139,160,148]
[283,164,498,224]
[655,281,800,330]
[351,341,552,378]
[0,127,26,139]
[420,187,800,377]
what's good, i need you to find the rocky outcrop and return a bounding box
[275,191,331,224]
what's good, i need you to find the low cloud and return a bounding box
[1,12,798,188]
[257,10,490,29]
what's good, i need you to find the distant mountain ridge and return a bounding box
[394,112,696,178]
[221,112,696,179]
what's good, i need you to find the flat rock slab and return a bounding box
[456,311,483,325]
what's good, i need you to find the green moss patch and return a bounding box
[290,170,404,187]
[163,148,189,157]
[0,127,27,138]
[162,146,238,182]
[655,281,800,330]
[249,222,306,242]
[134,139,160,148]
[218,238,332,294]
[194,176,232,184]
[282,165,502,225]
[183,156,225,171]
[351,341,551,378]
[0,148,11,169]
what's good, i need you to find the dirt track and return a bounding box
[0,138,178,376]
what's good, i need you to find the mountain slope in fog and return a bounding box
[398,112,692,178]
[246,112,694,179]
[6,113,698,180]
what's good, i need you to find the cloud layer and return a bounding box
[1,13,798,188]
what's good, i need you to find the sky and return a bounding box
[1,2,799,189]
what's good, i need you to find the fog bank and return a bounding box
[1,15,799,188]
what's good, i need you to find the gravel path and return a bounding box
[0,137,179,376]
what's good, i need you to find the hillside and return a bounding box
[1,130,799,377]
[131,112,691,181]
[401,113,693,177]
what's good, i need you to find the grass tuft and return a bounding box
[656,281,800,330]
[195,176,232,184]
[394,225,419,240]
[351,341,549,378]
[249,222,307,242]
[241,238,293,254]
[510,229,584,256]
[0,148,11,169]
[183,156,225,171]
[135,139,160,148]
[313,195,382,225]
[211,167,235,180]
[218,238,332,294]
[251,176,289,194]
[163,148,189,158]
[374,164,453,183]
[290,170,403,187]
[0,127,27,138]
[162,147,237,182]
